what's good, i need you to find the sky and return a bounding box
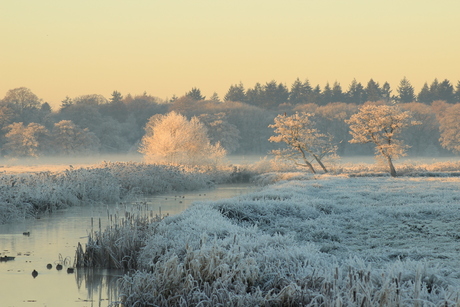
[1,0,459,108]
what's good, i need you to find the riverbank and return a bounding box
[3,157,460,224]
[0,183,257,307]
[0,161,233,224]
[77,174,460,306]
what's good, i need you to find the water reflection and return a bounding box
[0,203,122,307]
[0,183,257,306]
[75,268,123,307]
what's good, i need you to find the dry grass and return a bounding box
[0,161,221,224]
[75,202,166,270]
[105,176,460,306]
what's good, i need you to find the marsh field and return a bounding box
[1,155,460,306]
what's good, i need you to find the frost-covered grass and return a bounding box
[249,158,460,185]
[332,160,460,177]
[94,175,460,306]
[0,162,231,224]
[75,202,162,270]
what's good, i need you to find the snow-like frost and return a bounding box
[0,162,221,224]
[114,176,460,306]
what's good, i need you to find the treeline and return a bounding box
[221,77,460,108]
[1,77,460,158]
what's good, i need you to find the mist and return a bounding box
[0,82,459,164]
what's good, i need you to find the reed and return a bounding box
[112,177,460,306]
[75,203,165,270]
[0,161,230,224]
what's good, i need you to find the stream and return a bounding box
[0,183,257,307]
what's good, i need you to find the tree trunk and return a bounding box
[313,155,328,173]
[296,161,316,174]
[387,156,397,177]
[305,161,316,174]
[299,147,316,174]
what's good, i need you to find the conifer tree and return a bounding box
[347,79,366,104]
[185,88,205,101]
[224,83,246,102]
[397,77,415,103]
[365,79,381,102]
[417,82,431,104]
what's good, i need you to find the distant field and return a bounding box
[0,154,265,174]
[0,154,144,174]
[1,154,459,174]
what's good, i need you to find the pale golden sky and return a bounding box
[1,0,459,108]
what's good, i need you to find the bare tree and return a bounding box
[269,112,338,173]
[345,104,420,176]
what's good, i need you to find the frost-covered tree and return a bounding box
[3,122,48,157]
[1,87,47,124]
[0,105,15,128]
[2,87,42,111]
[437,103,460,154]
[57,102,104,134]
[139,111,226,166]
[51,120,100,155]
[197,112,240,153]
[400,102,440,155]
[269,112,338,173]
[314,102,359,155]
[216,101,272,154]
[346,104,420,177]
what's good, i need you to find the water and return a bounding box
[0,183,257,307]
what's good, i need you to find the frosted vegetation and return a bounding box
[269,112,338,174]
[69,160,460,306]
[0,162,224,224]
[139,111,226,167]
[4,157,460,224]
[346,105,420,177]
[3,84,460,162]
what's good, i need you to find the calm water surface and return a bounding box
[0,183,257,307]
